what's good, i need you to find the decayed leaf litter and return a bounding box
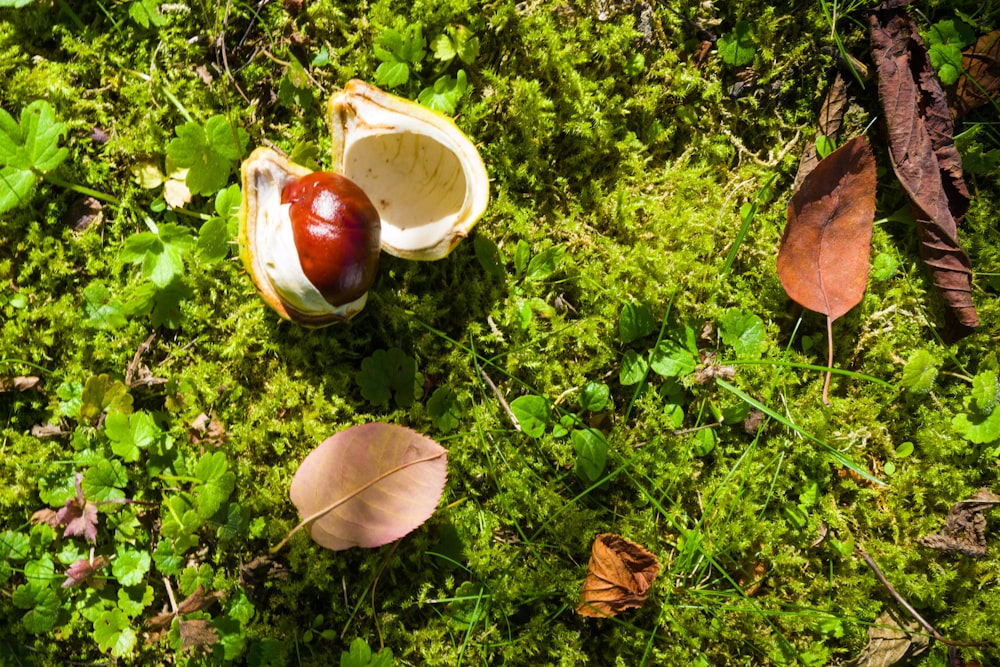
[779,0,986,404]
[868,0,979,341]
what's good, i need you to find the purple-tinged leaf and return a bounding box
[284,423,447,551]
[63,555,109,588]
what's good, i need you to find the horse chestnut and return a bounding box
[281,173,381,307]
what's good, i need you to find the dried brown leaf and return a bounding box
[145,585,225,634]
[918,488,1000,557]
[777,135,877,403]
[842,609,931,667]
[189,412,228,445]
[794,71,850,189]
[179,618,219,652]
[31,424,65,439]
[869,7,978,341]
[63,556,109,588]
[577,533,660,618]
[0,376,40,392]
[949,30,1000,117]
[30,508,59,528]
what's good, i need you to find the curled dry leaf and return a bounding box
[842,609,930,667]
[869,5,978,341]
[577,533,660,618]
[918,488,1000,557]
[286,423,447,551]
[793,71,850,189]
[0,376,40,392]
[777,135,877,404]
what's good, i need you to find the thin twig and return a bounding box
[672,422,721,436]
[480,368,520,431]
[163,576,179,615]
[125,333,156,387]
[856,548,992,648]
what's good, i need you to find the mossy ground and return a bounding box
[1,1,999,665]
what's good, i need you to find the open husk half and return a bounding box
[239,147,374,326]
[328,79,490,260]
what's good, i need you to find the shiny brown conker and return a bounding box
[281,172,381,307]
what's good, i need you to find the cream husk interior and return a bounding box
[241,148,366,322]
[329,80,489,260]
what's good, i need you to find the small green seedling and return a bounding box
[341,637,394,667]
[511,381,612,483]
[278,54,315,109]
[375,23,427,88]
[427,386,463,432]
[924,19,975,85]
[417,70,469,114]
[431,24,480,66]
[899,349,940,395]
[0,100,67,212]
[718,308,767,360]
[952,370,1000,445]
[883,441,914,476]
[355,348,423,408]
[373,21,479,114]
[129,0,166,28]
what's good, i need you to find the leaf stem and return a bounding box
[42,172,120,205]
[823,315,833,406]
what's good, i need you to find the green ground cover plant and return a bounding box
[1,0,999,665]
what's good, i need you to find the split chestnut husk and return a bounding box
[239,148,380,326]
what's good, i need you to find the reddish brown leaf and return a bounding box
[869,6,978,341]
[55,473,98,543]
[777,135,877,404]
[949,30,1000,118]
[577,533,660,618]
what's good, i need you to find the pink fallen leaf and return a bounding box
[63,555,109,588]
[56,473,99,543]
[280,423,448,552]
